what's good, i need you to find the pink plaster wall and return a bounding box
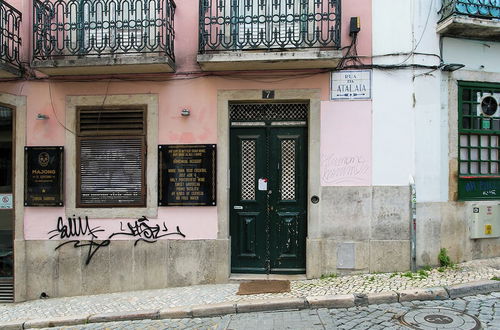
[3,0,373,240]
[320,101,372,186]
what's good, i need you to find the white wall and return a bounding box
[372,0,446,203]
[372,69,414,186]
[442,38,500,74]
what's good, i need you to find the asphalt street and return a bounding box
[44,292,499,330]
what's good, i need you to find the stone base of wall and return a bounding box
[308,186,500,278]
[417,202,500,267]
[15,239,230,302]
[307,239,411,278]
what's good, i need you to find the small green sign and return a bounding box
[482,119,491,129]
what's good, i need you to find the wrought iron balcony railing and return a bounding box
[0,1,22,69]
[33,0,175,61]
[199,0,341,53]
[440,0,500,21]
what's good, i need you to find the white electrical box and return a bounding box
[470,204,500,239]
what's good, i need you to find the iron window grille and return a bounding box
[439,0,500,21]
[0,1,22,70]
[199,0,341,53]
[33,0,176,61]
[458,82,500,200]
[76,107,147,207]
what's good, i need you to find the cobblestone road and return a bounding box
[1,258,499,324]
[46,292,499,330]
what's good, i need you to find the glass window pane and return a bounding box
[481,162,489,174]
[462,89,471,101]
[470,135,478,147]
[460,162,468,174]
[462,103,471,115]
[460,135,469,146]
[470,162,479,174]
[462,117,471,129]
[491,162,499,174]
[491,149,498,161]
[460,148,469,160]
[491,136,499,147]
[471,148,479,160]
[492,119,500,130]
[481,149,489,160]
[472,118,481,129]
[480,135,488,146]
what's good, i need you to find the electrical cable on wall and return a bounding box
[48,82,76,135]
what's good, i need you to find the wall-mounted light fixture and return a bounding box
[440,63,465,72]
[36,113,49,120]
[181,108,190,117]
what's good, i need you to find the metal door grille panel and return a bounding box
[241,140,256,200]
[281,139,296,200]
[230,103,308,122]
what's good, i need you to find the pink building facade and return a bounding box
[0,0,498,302]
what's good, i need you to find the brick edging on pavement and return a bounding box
[5,279,499,329]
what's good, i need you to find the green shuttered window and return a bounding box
[458,82,500,200]
[76,107,146,207]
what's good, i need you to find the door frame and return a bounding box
[217,89,321,278]
[0,93,26,302]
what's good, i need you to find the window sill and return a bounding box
[65,206,158,220]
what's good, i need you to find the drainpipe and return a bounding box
[409,175,417,272]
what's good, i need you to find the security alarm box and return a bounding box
[470,204,500,239]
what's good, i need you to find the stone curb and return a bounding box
[444,279,500,299]
[24,315,90,329]
[87,310,160,323]
[15,282,500,329]
[236,297,306,313]
[399,287,449,302]
[306,294,355,309]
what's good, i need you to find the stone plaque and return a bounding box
[158,144,216,206]
[24,146,64,206]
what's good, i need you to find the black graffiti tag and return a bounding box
[111,216,186,245]
[48,216,104,240]
[49,216,186,265]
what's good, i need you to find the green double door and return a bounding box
[230,125,307,274]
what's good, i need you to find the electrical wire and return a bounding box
[394,0,435,66]
[48,81,76,135]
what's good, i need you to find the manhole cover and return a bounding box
[400,308,481,330]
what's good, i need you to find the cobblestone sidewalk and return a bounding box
[45,292,500,330]
[0,258,499,325]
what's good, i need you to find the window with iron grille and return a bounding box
[76,107,146,207]
[458,82,500,200]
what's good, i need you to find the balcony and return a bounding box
[437,0,500,41]
[32,0,176,76]
[0,1,22,78]
[197,0,342,71]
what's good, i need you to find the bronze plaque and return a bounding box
[158,144,216,206]
[24,147,64,206]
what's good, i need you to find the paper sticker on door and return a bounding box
[0,194,13,209]
[258,178,268,191]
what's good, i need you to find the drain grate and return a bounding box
[400,307,481,330]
